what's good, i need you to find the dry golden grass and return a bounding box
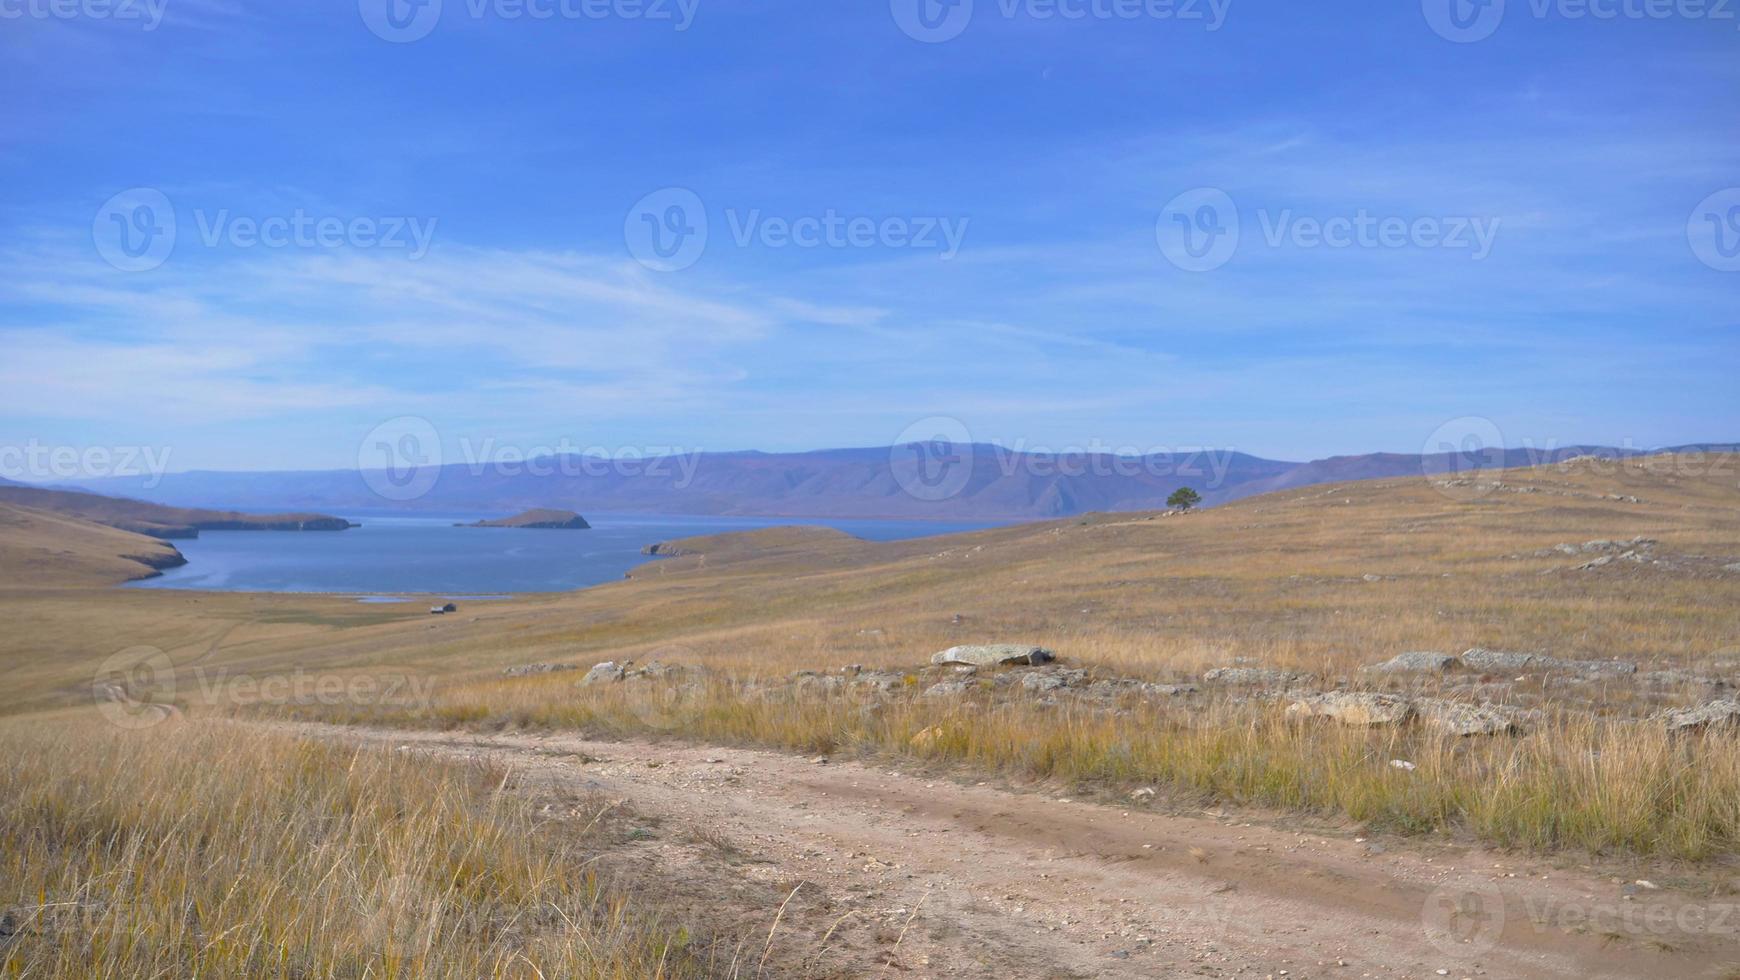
[3,454,1738,867]
[0,502,184,589]
[0,717,708,978]
[295,672,1740,861]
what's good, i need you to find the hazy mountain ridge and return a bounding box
[59,443,1737,521]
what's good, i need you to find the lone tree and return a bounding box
[1167,487,1202,512]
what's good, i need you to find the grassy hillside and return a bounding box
[0,501,186,587]
[0,485,352,539]
[0,718,708,978]
[2,453,1738,858]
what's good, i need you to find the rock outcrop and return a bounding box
[1286,692,1414,727]
[1365,651,1458,673]
[931,645,1055,667]
[1415,698,1538,737]
[502,663,577,677]
[1460,648,1635,677]
[1203,667,1315,688]
[1658,699,1740,733]
[580,661,626,686]
[461,509,590,530]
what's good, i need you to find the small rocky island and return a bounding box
[458,509,591,530]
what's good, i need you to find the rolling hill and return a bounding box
[0,501,187,586]
[0,486,355,539]
[62,442,1738,521]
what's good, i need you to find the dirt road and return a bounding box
[282,723,1739,978]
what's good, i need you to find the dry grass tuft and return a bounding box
[307,678,1740,862]
[0,719,708,979]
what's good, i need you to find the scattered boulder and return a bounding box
[850,671,906,693]
[923,680,972,698]
[1639,669,1721,688]
[1021,672,1070,694]
[502,663,577,678]
[1460,648,1635,677]
[1460,648,1547,672]
[1365,651,1457,674]
[1203,667,1315,688]
[792,672,845,696]
[931,645,1056,667]
[1658,699,1740,734]
[579,661,625,686]
[1287,692,1414,727]
[628,660,694,681]
[1415,699,1536,737]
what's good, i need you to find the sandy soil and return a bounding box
[279,723,1740,979]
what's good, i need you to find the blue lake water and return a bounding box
[128,512,1006,596]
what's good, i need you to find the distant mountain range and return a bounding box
[55,443,1740,522]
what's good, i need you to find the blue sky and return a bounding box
[1,0,1736,474]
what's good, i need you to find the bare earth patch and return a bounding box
[279,722,1740,979]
